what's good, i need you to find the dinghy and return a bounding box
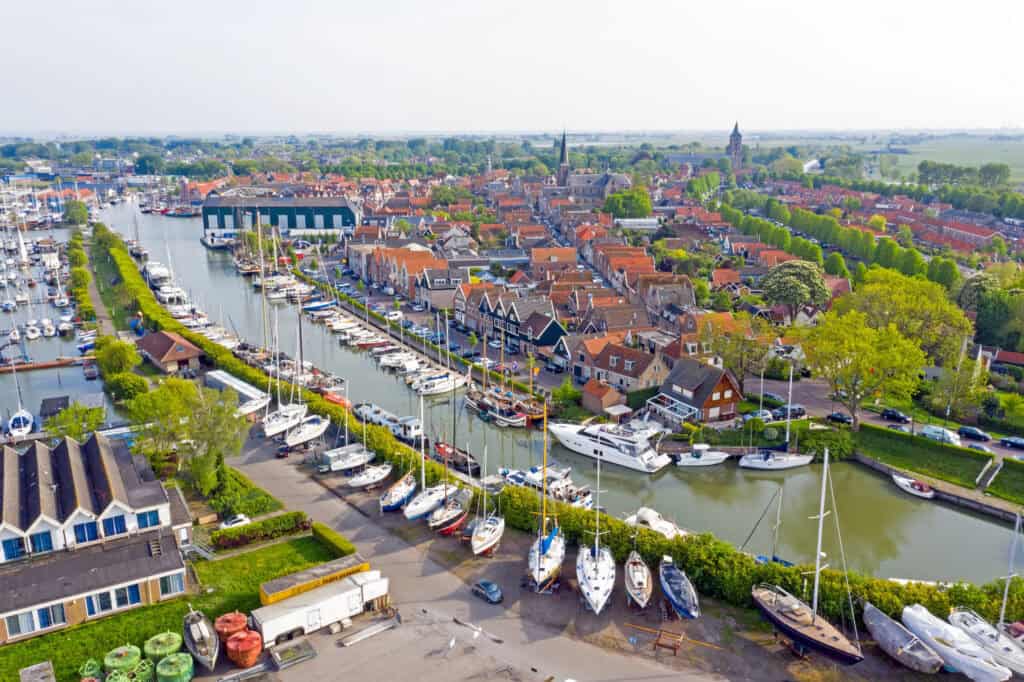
[949,608,1024,675]
[380,471,417,512]
[902,604,1010,681]
[624,550,653,609]
[862,601,942,674]
[347,463,393,489]
[892,473,936,500]
[183,605,219,673]
[659,556,699,619]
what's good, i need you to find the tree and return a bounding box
[867,214,887,232]
[106,372,149,401]
[823,252,850,278]
[467,331,478,351]
[896,225,914,248]
[693,280,711,307]
[602,187,652,218]
[63,199,89,225]
[710,290,733,312]
[929,257,962,292]
[70,266,91,290]
[804,311,925,430]
[67,248,87,268]
[48,402,105,441]
[176,387,248,496]
[991,235,1009,259]
[127,378,200,461]
[958,272,1000,311]
[95,338,142,376]
[928,359,988,421]
[552,377,582,406]
[853,261,869,286]
[760,260,830,324]
[134,153,165,175]
[897,248,927,277]
[697,312,771,394]
[979,163,1011,188]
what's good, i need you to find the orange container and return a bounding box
[214,611,248,643]
[226,629,263,669]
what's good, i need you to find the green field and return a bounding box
[889,135,1024,183]
[853,423,991,489]
[0,536,336,682]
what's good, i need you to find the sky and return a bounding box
[2,0,1020,136]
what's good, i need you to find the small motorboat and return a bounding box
[8,327,19,342]
[675,443,730,467]
[57,321,73,336]
[659,556,699,619]
[283,414,330,448]
[892,473,936,500]
[739,450,814,470]
[24,325,40,340]
[624,550,653,609]
[347,463,393,489]
[624,507,685,541]
[902,604,1010,681]
[470,514,505,556]
[183,605,220,673]
[862,601,942,674]
[752,583,863,665]
[949,608,1024,675]
[380,471,417,512]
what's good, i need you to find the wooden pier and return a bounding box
[0,357,80,374]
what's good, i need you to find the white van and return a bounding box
[920,424,961,447]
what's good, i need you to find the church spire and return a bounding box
[559,130,568,166]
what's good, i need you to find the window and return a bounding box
[2,537,24,561]
[5,612,34,637]
[624,360,634,372]
[137,510,160,529]
[682,389,694,400]
[724,389,733,399]
[685,343,698,355]
[609,356,618,368]
[712,392,721,401]
[102,515,127,537]
[36,604,65,630]
[578,353,585,362]
[73,521,99,544]
[29,531,53,554]
[160,573,185,597]
[702,342,712,354]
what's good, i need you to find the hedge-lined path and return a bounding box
[82,236,116,336]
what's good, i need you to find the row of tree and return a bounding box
[918,160,1012,189]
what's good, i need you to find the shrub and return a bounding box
[210,511,310,549]
[208,468,283,517]
[105,372,149,401]
[311,522,357,557]
[95,338,142,376]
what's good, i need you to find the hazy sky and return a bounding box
[3,0,1019,135]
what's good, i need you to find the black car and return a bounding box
[957,426,991,442]
[826,412,853,425]
[544,362,564,374]
[471,580,504,604]
[881,408,911,424]
[1001,436,1024,450]
[771,404,806,420]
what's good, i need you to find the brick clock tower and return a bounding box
[727,122,742,170]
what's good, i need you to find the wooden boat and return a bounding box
[184,604,220,672]
[659,556,699,619]
[752,584,863,665]
[891,473,935,500]
[863,601,942,674]
[624,550,653,609]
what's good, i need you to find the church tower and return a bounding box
[727,122,743,170]
[557,130,570,186]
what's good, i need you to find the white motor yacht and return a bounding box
[675,443,730,467]
[547,421,671,473]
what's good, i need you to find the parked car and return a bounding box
[460,348,480,359]
[544,362,565,374]
[887,424,912,433]
[921,425,961,447]
[488,339,503,350]
[1001,436,1024,450]
[219,514,252,530]
[385,310,403,322]
[743,409,774,422]
[771,404,806,420]
[401,319,415,329]
[957,426,991,442]
[968,443,993,453]
[881,408,911,423]
[410,303,425,313]
[471,580,504,604]
[826,412,853,425]
[761,392,785,404]
[448,342,460,352]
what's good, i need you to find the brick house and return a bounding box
[135,331,204,374]
[646,356,742,426]
[581,379,626,416]
[583,343,671,393]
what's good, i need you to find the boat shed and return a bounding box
[202,195,362,239]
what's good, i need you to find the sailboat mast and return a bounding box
[594,456,601,557]
[541,404,548,535]
[784,363,794,448]
[257,220,268,351]
[770,484,784,560]
[1000,512,1021,626]
[811,449,830,622]
[419,394,426,489]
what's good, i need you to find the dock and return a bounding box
[0,357,80,374]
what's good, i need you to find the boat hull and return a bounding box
[624,551,653,609]
[471,517,505,556]
[184,608,220,673]
[863,602,942,674]
[547,423,671,473]
[739,452,814,470]
[659,558,699,619]
[752,586,863,666]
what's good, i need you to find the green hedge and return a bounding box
[311,522,358,557]
[208,467,283,518]
[987,456,1024,506]
[210,511,310,549]
[626,386,658,410]
[853,423,991,489]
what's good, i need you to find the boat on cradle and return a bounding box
[624,550,653,609]
[861,602,942,674]
[348,463,393,489]
[547,421,672,473]
[675,443,730,467]
[624,507,686,541]
[262,402,308,438]
[576,458,615,615]
[949,608,1024,675]
[405,485,453,521]
[432,441,481,477]
[659,556,699,619]
[237,394,272,417]
[892,473,936,500]
[903,604,1010,681]
[380,471,417,512]
[526,407,565,593]
[184,605,220,673]
[284,414,330,448]
[738,450,814,470]
[319,443,375,473]
[429,488,472,535]
[471,446,505,556]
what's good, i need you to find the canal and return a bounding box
[101,202,1015,584]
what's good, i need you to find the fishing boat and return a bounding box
[903,604,1010,681]
[862,602,942,674]
[738,450,814,470]
[950,609,1024,674]
[471,445,505,556]
[576,458,615,615]
[183,605,220,673]
[624,550,653,609]
[891,473,936,500]
[624,507,686,541]
[380,471,417,512]
[751,450,864,665]
[527,406,565,592]
[659,556,699,619]
[348,463,393,489]
[432,441,481,477]
[283,414,330,448]
[675,443,730,467]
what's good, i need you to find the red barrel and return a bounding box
[226,629,263,669]
[215,611,248,644]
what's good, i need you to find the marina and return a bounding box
[97,202,1022,584]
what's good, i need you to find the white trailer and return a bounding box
[251,570,389,646]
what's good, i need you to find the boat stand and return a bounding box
[773,630,810,660]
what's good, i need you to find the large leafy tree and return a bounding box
[127,378,198,461]
[94,338,142,376]
[48,402,105,441]
[602,187,652,218]
[697,312,771,394]
[63,199,89,225]
[760,260,829,323]
[177,387,248,495]
[805,311,925,430]
[834,268,973,366]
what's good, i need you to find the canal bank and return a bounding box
[99,203,1020,584]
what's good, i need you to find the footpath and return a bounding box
[84,238,116,336]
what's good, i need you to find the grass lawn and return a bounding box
[987,457,1024,506]
[88,241,135,331]
[0,537,335,682]
[853,424,991,489]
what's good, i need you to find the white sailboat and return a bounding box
[903,605,1010,681]
[404,395,452,520]
[527,405,565,592]
[624,549,653,609]
[740,364,812,471]
[576,457,615,615]
[348,463,393,489]
[262,315,307,437]
[471,446,505,556]
[6,360,33,438]
[284,414,330,448]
